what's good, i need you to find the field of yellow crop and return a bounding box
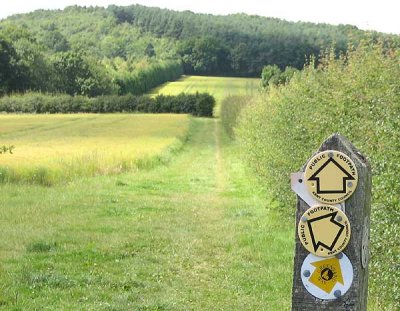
[0,114,189,184]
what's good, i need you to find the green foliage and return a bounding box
[0,25,55,93]
[177,37,230,75]
[261,65,298,87]
[220,95,253,138]
[0,13,181,96]
[144,43,156,58]
[2,4,397,81]
[52,51,114,97]
[40,23,69,52]
[107,5,361,75]
[237,41,400,309]
[0,35,28,94]
[261,65,281,87]
[279,66,298,85]
[0,92,215,116]
[194,93,215,117]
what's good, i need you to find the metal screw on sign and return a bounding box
[334,290,342,298]
[303,270,311,277]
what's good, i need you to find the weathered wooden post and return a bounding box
[291,133,372,310]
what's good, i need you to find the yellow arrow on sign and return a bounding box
[309,257,344,293]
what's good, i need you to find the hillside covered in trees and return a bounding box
[1,4,398,96]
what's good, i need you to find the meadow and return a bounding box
[1,3,397,309]
[0,114,189,185]
[150,75,260,116]
[0,118,294,310]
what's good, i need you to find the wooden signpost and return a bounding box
[291,134,372,310]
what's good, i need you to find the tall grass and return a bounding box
[0,114,190,185]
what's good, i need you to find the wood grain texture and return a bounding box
[291,133,372,311]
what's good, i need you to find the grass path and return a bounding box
[0,118,293,310]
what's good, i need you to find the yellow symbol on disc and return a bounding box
[304,150,358,204]
[309,257,344,293]
[298,205,351,257]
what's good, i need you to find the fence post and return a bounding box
[291,133,372,310]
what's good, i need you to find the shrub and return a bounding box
[261,65,298,87]
[194,92,215,117]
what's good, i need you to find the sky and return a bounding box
[1,0,399,35]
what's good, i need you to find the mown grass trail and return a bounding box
[0,118,293,310]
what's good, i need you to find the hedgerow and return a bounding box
[0,92,215,117]
[237,41,400,309]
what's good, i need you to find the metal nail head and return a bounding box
[336,252,343,259]
[334,290,342,298]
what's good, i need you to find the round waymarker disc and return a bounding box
[298,205,351,257]
[301,252,353,300]
[304,150,358,204]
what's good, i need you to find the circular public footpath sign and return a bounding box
[301,252,353,300]
[298,205,351,257]
[304,150,358,204]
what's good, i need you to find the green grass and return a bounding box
[0,118,294,310]
[0,114,189,184]
[150,75,260,116]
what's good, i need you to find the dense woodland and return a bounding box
[1,4,399,96]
